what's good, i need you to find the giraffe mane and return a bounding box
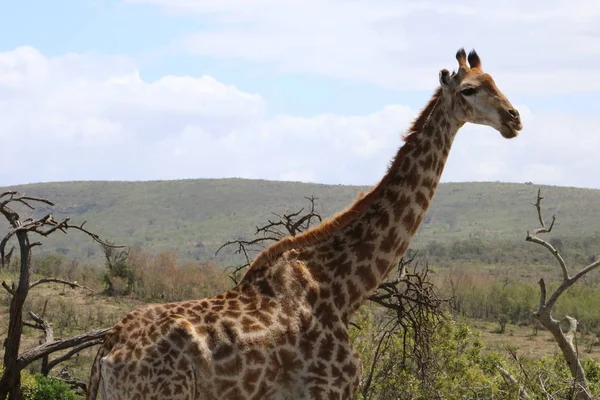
[247,87,443,270]
[403,87,443,141]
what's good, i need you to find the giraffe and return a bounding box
[87,48,522,400]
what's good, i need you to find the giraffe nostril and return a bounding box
[508,109,520,119]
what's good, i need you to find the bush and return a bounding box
[0,366,76,400]
[20,371,37,400]
[352,309,515,399]
[33,375,76,400]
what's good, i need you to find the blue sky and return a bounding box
[1,0,599,188]
[0,0,411,116]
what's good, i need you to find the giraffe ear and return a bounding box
[439,69,451,88]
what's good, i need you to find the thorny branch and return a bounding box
[255,196,322,238]
[361,325,396,399]
[359,258,446,398]
[369,255,443,312]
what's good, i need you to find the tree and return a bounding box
[101,243,133,296]
[525,189,600,400]
[0,191,117,400]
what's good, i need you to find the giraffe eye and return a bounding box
[460,87,477,96]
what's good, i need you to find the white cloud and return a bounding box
[444,109,600,189]
[0,46,599,190]
[0,46,266,184]
[126,0,600,95]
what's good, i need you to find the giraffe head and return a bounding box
[439,48,522,139]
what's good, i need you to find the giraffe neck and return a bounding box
[303,92,463,317]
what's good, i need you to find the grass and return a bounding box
[0,276,144,385]
[2,269,599,390]
[470,319,600,362]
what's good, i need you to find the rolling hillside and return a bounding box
[1,179,600,266]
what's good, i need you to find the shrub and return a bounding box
[0,367,39,400]
[33,375,76,400]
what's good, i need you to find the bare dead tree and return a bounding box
[216,196,322,283]
[525,189,600,400]
[0,190,119,400]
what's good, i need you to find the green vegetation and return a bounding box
[7,253,600,399]
[2,179,599,267]
[352,306,600,399]
[32,375,76,400]
[436,267,600,341]
[0,367,74,400]
[2,180,600,398]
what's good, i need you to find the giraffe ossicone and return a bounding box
[87,48,522,400]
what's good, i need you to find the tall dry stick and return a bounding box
[526,189,599,400]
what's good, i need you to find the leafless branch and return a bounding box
[28,311,54,344]
[22,322,40,331]
[1,245,15,269]
[17,328,110,370]
[526,190,568,280]
[46,339,105,373]
[22,310,106,375]
[537,372,552,400]
[530,189,555,235]
[0,191,55,210]
[0,191,17,200]
[505,346,530,383]
[217,196,323,284]
[361,327,396,399]
[56,376,88,394]
[1,281,15,296]
[1,209,121,267]
[497,366,531,400]
[369,259,444,315]
[29,277,96,293]
[537,278,547,312]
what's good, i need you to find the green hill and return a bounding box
[2,179,599,266]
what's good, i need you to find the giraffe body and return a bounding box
[92,254,361,400]
[88,49,522,400]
